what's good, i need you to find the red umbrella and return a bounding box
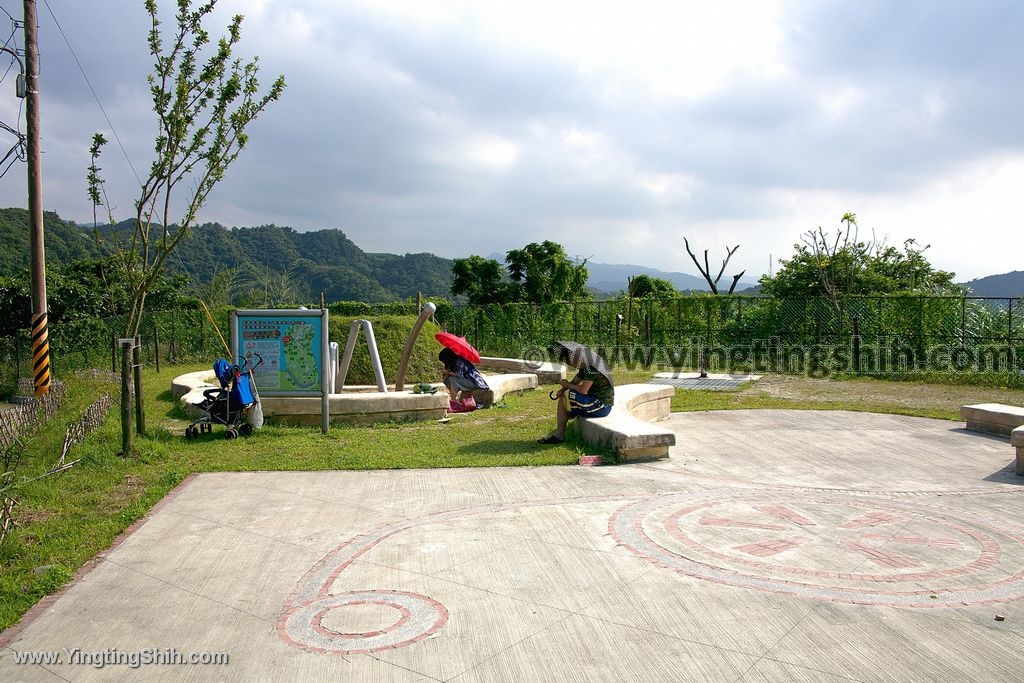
[435,331,480,364]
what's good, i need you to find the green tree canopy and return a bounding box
[451,241,590,304]
[0,257,193,334]
[505,241,589,304]
[760,216,958,299]
[628,274,676,298]
[450,255,511,305]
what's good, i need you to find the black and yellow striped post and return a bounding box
[25,1,50,396]
[30,311,50,396]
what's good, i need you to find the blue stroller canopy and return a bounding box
[213,359,233,388]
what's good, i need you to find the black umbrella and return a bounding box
[552,340,614,386]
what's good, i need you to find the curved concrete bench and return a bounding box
[171,370,213,400]
[479,357,567,385]
[575,383,676,462]
[172,370,222,418]
[476,373,538,405]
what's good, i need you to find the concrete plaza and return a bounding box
[2,409,1023,681]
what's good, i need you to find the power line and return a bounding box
[41,0,142,185]
[0,6,25,179]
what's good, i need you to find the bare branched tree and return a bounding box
[799,212,881,314]
[682,238,747,377]
[683,238,746,294]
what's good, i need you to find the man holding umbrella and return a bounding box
[538,341,615,444]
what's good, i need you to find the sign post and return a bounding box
[231,309,330,434]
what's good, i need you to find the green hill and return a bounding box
[0,209,454,302]
[959,271,1024,298]
[0,208,101,274]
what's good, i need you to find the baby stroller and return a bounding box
[184,357,259,439]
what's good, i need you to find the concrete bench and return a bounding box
[1012,426,1024,476]
[960,403,1024,477]
[960,403,1024,436]
[575,383,676,462]
[475,373,537,406]
[479,357,568,385]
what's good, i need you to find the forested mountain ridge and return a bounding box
[0,208,455,302]
[959,271,1024,297]
[4,208,1022,301]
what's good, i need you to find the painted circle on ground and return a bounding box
[279,590,448,654]
[610,490,1024,607]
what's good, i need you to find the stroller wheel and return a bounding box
[225,428,238,439]
[184,426,195,439]
[240,423,253,437]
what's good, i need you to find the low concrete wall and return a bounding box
[261,393,448,426]
[174,359,549,427]
[173,370,448,425]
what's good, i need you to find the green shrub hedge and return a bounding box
[329,315,443,386]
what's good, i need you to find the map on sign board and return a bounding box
[237,315,323,393]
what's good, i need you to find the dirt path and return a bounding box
[734,373,1024,415]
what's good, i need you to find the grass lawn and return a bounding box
[2,363,1023,631]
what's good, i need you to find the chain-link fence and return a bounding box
[443,295,1024,377]
[1,301,454,398]
[1,308,225,396]
[2,295,1022,397]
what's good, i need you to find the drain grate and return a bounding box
[649,377,747,391]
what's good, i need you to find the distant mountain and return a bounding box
[583,260,758,294]
[959,271,1024,298]
[0,208,455,302]
[484,252,756,294]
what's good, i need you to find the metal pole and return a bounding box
[320,309,330,435]
[23,0,49,396]
[133,335,145,435]
[120,340,134,456]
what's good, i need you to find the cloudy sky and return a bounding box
[1,0,1022,282]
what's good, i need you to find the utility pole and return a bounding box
[23,0,49,396]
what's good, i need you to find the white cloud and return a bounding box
[0,0,1022,287]
[465,134,519,168]
[817,86,863,119]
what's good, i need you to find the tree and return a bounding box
[683,238,745,294]
[505,241,589,304]
[628,274,676,298]
[89,0,285,337]
[451,242,590,305]
[450,255,510,304]
[194,266,239,308]
[237,262,303,308]
[759,214,958,302]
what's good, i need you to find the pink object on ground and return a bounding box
[448,396,477,413]
[578,455,602,466]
